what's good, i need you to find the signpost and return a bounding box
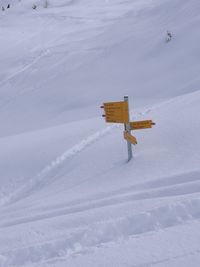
[101,96,155,162]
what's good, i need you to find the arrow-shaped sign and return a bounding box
[124,131,137,145]
[130,120,155,130]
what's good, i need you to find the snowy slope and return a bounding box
[0,0,200,266]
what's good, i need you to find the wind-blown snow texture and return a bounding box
[0,0,200,266]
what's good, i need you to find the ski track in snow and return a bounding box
[0,50,49,88]
[0,125,115,207]
[0,49,50,109]
[1,169,200,228]
[0,104,152,209]
[1,198,200,267]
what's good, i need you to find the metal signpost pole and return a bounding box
[124,95,132,161]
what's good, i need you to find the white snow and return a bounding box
[0,0,200,266]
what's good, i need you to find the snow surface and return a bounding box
[0,0,200,266]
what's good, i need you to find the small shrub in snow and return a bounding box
[166,31,172,42]
[32,4,37,10]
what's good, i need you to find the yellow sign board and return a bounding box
[103,101,129,123]
[130,120,155,130]
[124,131,137,145]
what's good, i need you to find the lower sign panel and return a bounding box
[124,131,137,145]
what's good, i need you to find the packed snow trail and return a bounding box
[1,198,200,267]
[0,125,115,207]
[1,169,200,228]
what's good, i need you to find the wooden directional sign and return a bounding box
[124,131,137,145]
[103,101,129,123]
[130,120,155,130]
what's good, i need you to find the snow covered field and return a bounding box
[0,0,200,266]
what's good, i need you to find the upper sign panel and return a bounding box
[103,101,129,123]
